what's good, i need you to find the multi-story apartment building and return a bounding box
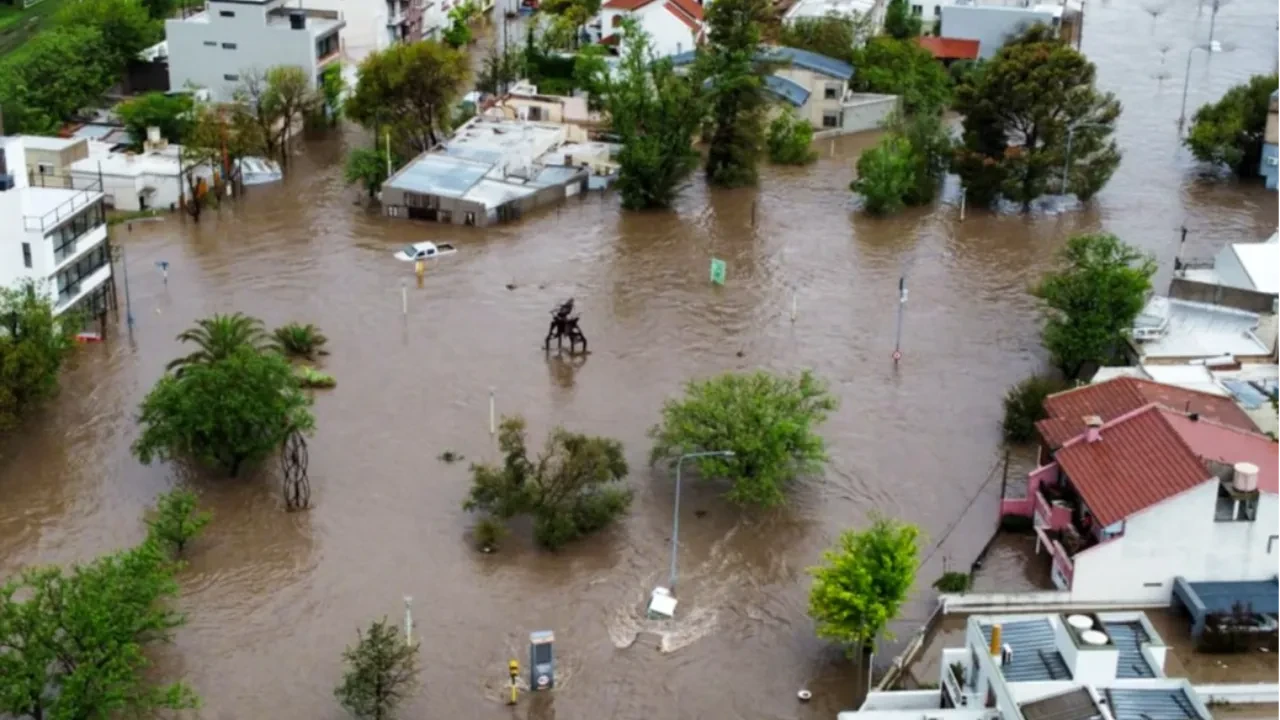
[0,137,113,322]
[165,0,346,102]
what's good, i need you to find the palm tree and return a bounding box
[272,322,329,361]
[166,312,274,375]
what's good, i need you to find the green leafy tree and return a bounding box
[478,46,524,95]
[237,66,317,166]
[649,370,837,508]
[0,281,78,432]
[603,21,703,209]
[952,25,1121,209]
[850,37,951,117]
[464,416,633,550]
[1001,374,1068,444]
[767,108,817,164]
[883,0,921,39]
[808,516,920,655]
[852,134,916,215]
[165,312,274,375]
[572,44,609,111]
[140,0,176,20]
[777,13,870,63]
[346,40,470,155]
[697,0,771,188]
[1032,233,1155,378]
[135,346,315,477]
[0,27,117,134]
[117,92,194,148]
[344,147,395,200]
[443,0,477,48]
[320,63,347,122]
[273,322,329,360]
[541,0,601,48]
[147,489,212,556]
[1185,74,1279,176]
[335,618,420,720]
[179,103,265,221]
[55,0,159,73]
[890,111,952,205]
[0,532,201,720]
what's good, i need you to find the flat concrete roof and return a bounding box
[10,135,82,151]
[1132,297,1271,361]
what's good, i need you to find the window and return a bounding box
[219,9,235,16]
[316,33,340,60]
[55,244,109,306]
[611,14,622,26]
[224,73,240,81]
[1215,484,1259,522]
[203,40,217,46]
[222,42,237,49]
[824,84,840,100]
[47,201,105,264]
[22,243,32,269]
[911,3,923,14]
[969,649,980,690]
[934,4,941,15]
[37,162,54,175]
[822,111,840,128]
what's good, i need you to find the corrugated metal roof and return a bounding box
[763,74,811,106]
[1101,621,1156,679]
[1038,377,1259,449]
[1054,405,1210,527]
[1186,578,1280,614]
[1020,688,1102,720]
[981,619,1072,682]
[1104,688,1202,720]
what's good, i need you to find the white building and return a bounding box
[0,137,113,321]
[594,0,704,59]
[784,0,884,32]
[1128,296,1276,365]
[67,134,215,213]
[846,611,1217,720]
[940,0,1066,60]
[165,0,345,103]
[1181,231,1279,297]
[1010,395,1278,606]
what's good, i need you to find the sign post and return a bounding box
[709,258,726,286]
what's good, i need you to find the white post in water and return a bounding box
[489,387,496,437]
[790,291,797,323]
[959,193,966,222]
[404,596,413,645]
[401,280,407,315]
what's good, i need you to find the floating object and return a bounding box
[75,332,103,343]
[295,366,336,388]
[647,586,677,619]
[709,258,726,285]
[237,156,283,185]
[394,241,457,262]
[797,689,812,702]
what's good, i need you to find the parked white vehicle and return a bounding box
[394,242,457,261]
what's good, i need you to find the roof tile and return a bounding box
[916,36,980,60]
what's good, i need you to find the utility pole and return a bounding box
[892,275,906,364]
[1207,0,1221,50]
[1178,46,1211,135]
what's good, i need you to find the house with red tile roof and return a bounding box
[1005,402,1277,605]
[592,0,703,59]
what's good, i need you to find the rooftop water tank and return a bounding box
[1067,615,1094,631]
[1080,630,1109,646]
[1233,462,1260,493]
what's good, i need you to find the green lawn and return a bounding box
[0,0,70,59]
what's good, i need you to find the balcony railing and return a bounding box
[22,179,103,233]
[1034,491,1073,531]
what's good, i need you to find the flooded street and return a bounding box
[1,1,1277,718]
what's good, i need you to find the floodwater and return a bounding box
[2,1,1277,718]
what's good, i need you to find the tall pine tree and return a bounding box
[696,0,771,188]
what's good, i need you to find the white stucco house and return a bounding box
[0,137,113,322]
[165,0,346,102]
[592,0,704,59]
[1002,377,1278,609]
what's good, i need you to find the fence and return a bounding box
[1169,277,1277,315]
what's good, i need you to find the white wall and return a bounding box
[940,5,1057,60]
[607,3,699,58]
[1071,482,1280,604]
[1213,246,1253,292]
[166,0,337,102]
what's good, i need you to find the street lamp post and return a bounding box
[892,251,950,365]
[1178,45,1213,135]
[668,450,734,594]
[1060,122,1110,195]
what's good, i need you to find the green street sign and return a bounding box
[709,258,726,285]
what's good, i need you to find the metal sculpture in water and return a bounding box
[544,298,588,354]
[281,429,311,511]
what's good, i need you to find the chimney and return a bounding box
[1083,415,1103,443]
[289,10,306,29]
[989,624,1002,658]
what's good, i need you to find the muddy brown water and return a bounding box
[2,2,1277,718]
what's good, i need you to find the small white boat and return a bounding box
[394,241,457,262]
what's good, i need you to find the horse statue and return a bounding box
[544,298,588,354]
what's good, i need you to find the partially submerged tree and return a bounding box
[135,346,315,477]
[850,37,951,117]
[952,25,1121,209]
[166,312,274,375]
[767,108,818,165]
[1185,74,1279,176]
[603,21,703,209]
[697,0,771,188]
[464,416,632,550]
[335,618,420,720]
[1032,233,1155,378]
[0,281,78,432]
[346,40,470,155]
[808,516,920,655]
[146,489,213,556]
[238,66,317,167]
[649,370,837,508]
[182,101,267,206]
[344,147,396,200]
[273,322,329,360]
[852,134,916,215]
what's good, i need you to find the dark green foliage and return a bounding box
[697,0,771,188]
[117,92,194,148]
[604,21,703,209]
[933,571,971,593]
[135,346,315,477]
[1001,374,1068,444]
[883,0,921,39]
[572,44,609,111]
[649,370,837,507]
[0,27,117,133]
[777,13,868,62]
[1032,234,1155,378]
[1185,74,1279,176]
[273,322,329,360]
[464,416,633,550]
[0,281,78,432]
[952,25,1121,209]
[320,63,346,122]
[891,111,953,205]
[345,147,396,199]
[335,619,420,720]
[147,488,212,556]
[165,312,274,375]
[346,40,470,155]
[55,0,159,73]
[853,134,916,215]
[767,108,817,164]
[443,0,476,48]
[478,46,523,95]
[472,516,507,552]
[850,37,951,117]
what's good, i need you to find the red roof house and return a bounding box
[916,37,980,62]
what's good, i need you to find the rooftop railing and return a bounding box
[22,179,103,234]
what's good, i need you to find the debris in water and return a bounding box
[438,450,465,463]
[797,689,812,702]
[735,350,745,358]
[694,510,707,519]
[506,282,518,290]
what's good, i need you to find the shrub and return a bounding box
[1001,374,1068,444]
[767,109,818,165]
[273,322,329,360]
[146,489,212,556]
[932,571,971,593]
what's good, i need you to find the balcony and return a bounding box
[1035,489,1074,531]
[22,179,103,234]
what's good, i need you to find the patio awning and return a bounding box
[1172,576,1279,638]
